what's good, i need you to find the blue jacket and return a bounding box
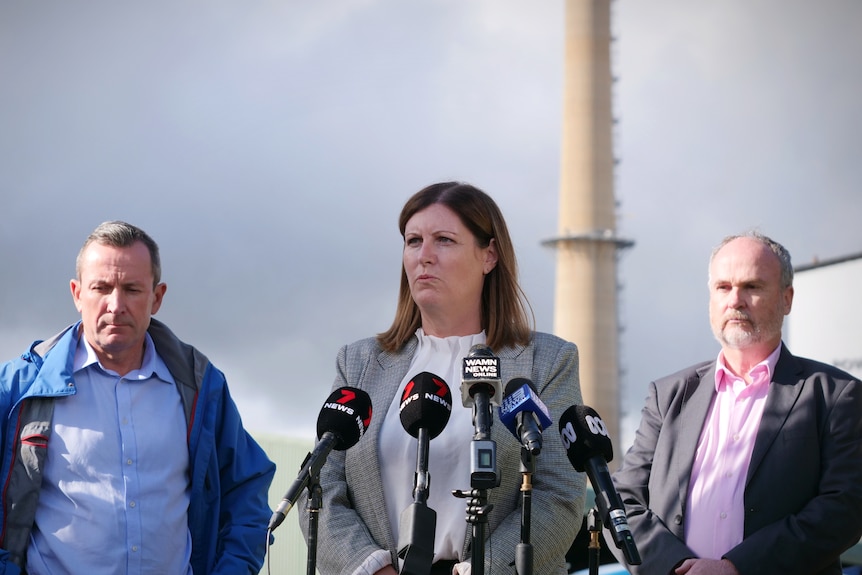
[0,319,276,574]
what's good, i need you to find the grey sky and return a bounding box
[2,0,861,447]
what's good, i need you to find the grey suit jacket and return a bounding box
[300,331,586,574]
[610,344,862,575]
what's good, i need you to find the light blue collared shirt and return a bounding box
[27,331,193,575]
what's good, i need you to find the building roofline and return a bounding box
[795,251,862,273]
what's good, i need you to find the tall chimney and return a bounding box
[543,0,632,453]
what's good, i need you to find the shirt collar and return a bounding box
[74,330,174,384]
[714,342,782,391]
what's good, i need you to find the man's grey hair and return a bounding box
[76,220,162,286]
[709,230,793,289]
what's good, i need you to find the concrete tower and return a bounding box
[543,0,632,451]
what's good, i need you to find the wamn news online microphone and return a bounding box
[460,344,503,488]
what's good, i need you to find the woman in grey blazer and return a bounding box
[300,182,586,575]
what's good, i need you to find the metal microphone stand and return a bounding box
[398,427,436,575]
[453,391,499,575]
[587,508,601,575]
[514,446,535,575]
[304,472,323,575]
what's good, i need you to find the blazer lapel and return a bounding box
[747,345,803,485]
[674,363,717,504]
[352,338,417,554]
[488,342,530,471]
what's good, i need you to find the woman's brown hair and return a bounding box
[376,182,534,353]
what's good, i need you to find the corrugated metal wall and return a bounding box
[256,434,316,575]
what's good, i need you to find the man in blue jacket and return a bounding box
[0,220,276,574]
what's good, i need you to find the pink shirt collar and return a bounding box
[714,343,782,392]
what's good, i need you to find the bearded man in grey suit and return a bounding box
[609,232,862,575]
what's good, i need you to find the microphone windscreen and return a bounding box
[461,344,502,406]
[317,386,373,451]
[558,404,614,472]
[504,377,535,397]
[469,344,494,357]
[499,377,553,429]
[399,372,452,439]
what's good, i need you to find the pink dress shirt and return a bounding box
[684,344,781,559]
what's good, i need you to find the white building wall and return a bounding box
[785,254,862,566]
[785,255,862,379]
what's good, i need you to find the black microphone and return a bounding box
[399,371,452,440]
[498,377,552,455]
[399,371,453,503]
[397,372,452,575]
[267,386,372,531]
[558,405,641,566]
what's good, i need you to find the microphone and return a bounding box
[267,386,372,531]
[397,372,452,575]
[460,344,502,408]
[461,344,501,489]
[558,405,641,566]
[399,371,453,503]
[498,377,552,455]
[399,371,453,440]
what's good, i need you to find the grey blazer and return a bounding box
[610,344,862,575]
[300,331,586,574]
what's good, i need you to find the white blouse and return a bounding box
[378,328,487,565]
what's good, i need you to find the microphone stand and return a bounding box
[587,508,601,575]
[304,470,323,575]
[514,446,535,575]
[454,391,498,575]
[398,427,437,575]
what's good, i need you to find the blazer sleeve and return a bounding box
[609,376,700,575]
[297,342,393,575]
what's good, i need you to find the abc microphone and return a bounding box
[397,372,452,575]
[267,386,372,531]
[498,377,552,455]
[558,405,641,566]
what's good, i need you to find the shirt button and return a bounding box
[127,459,133,465]
[129,501,136,508]
[720,512,727,519]
[132,546,138,552]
